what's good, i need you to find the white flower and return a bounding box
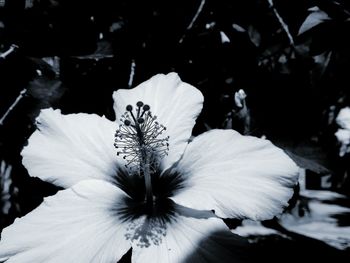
[0,73,299,263]
[336,107,350,130]
[335,129,350,157]
[335,107,350,157]
[234,89,247,108]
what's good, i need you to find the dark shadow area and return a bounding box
[182,230,251,263]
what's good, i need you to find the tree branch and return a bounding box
[267,0,295,46]
[179,0,206,44]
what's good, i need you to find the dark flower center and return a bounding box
[112,161,185,216]
[111,165,186,248]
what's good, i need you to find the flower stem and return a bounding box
[0,88,27,126]
[135,122,154,210]
[143,155,153,210]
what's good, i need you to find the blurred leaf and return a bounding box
[281,141,331,174]
[274,139,331,174]
[27,77,64,103]
[298,6,331,35]
[295,40,312,57]
[72,40,114,61]
[42,57,60,76]
[285,150,330,174]
[25,0,34,9]
[25,56,63,112]
[247,25,261,47]
[26,76,65,120]
[232,23,246,33]
[311,51,332,82]
[220,31,230,43]
[28,57,60,78]
[109,21,125,33]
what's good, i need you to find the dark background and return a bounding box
[1,0,350,262]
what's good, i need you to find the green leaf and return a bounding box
[298,6,331,35]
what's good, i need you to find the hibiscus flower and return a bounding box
[0,73,299,262]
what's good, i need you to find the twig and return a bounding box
[0,89,27,126]
[0,44,18,59]
[267,0,295,46]
[333,1,350,16]
[128,59,136,88]
[179,0,206,44]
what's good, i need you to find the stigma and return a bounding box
[114,101,169,172]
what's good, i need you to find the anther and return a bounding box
[136,101,144,118]
[114,101,170,173]
[124,119,131,126]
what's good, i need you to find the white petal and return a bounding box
[113,73,204,170]
[171,129,299,220]
[335,128,350,156]
[131,211,248,263]
[336,107,350,130]
[0,180,131,263]
[21,108,120,188]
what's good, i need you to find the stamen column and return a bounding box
[114,101,169,211]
